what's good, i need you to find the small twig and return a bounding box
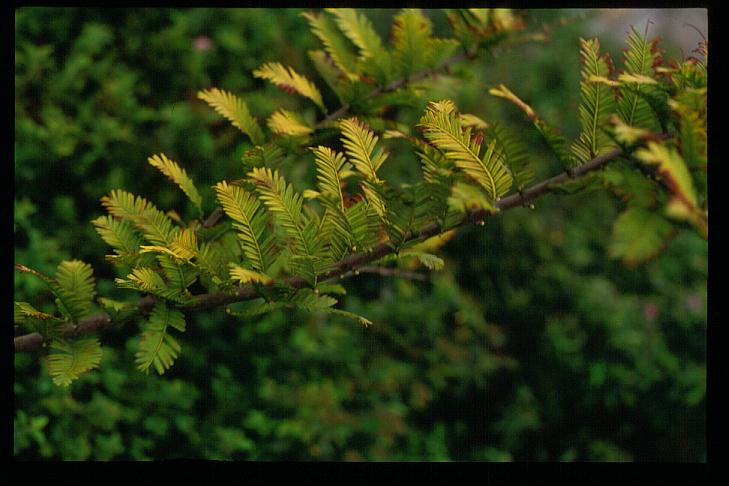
[337,266,428,282]
[15,263,53,283]
[683,22,707,44]
[202,207,224,228]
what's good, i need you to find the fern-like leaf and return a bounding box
[328,8,384,60]
[116,266,165,290]
[339,116,389,225]
[345,200,381,254]
[248,167,313,257]
[267,109,313,137]
[115,266,188,303]
[135,303,186,375]
[157,255,197,294]
[253,62,326,113]
[382,196,416,248]
[139,227,200,268]
[327,8,392,84]
[302,12,360,81]
[52,260,96,323]
[359,180,388,222]
[418,100,512,200]
[170,227,200,261]
[197,88,265,145]
[340,117,388,181]
[214,181,274,273]
[572,38,617,162]
[618,27,662,131]
[92,215,142,254]
[310,146,353,212]
[241,142,285,171]
[400,251,445,271]
[172,228,229,286]
[101,190,177,247]
[229,263,272,285]
[319,220,346,263]
[47,337,102,386]
[392,9,432,78]
[288,254,334,285]
[92,215,145,267]
[147,153,203,215]
[15,262,95,325]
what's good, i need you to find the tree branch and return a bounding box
[15,145,625,353]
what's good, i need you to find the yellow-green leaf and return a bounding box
[609,207,674,265]
[47,337,103,386]
[253,62,326,113]
[135,303,186,375]
[148,153,203,214]
[228,263,272,285]
[197,88,265,144]
[267,109,313,136]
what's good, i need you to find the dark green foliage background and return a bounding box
[14,8,706,461]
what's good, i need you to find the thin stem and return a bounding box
[15,146,625,353]
[202,207,224,228]
[338,266,428,282]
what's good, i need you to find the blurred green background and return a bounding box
[14,8,706,461]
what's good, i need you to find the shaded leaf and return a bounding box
[47,337,102,386]
[609,207,674,265]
